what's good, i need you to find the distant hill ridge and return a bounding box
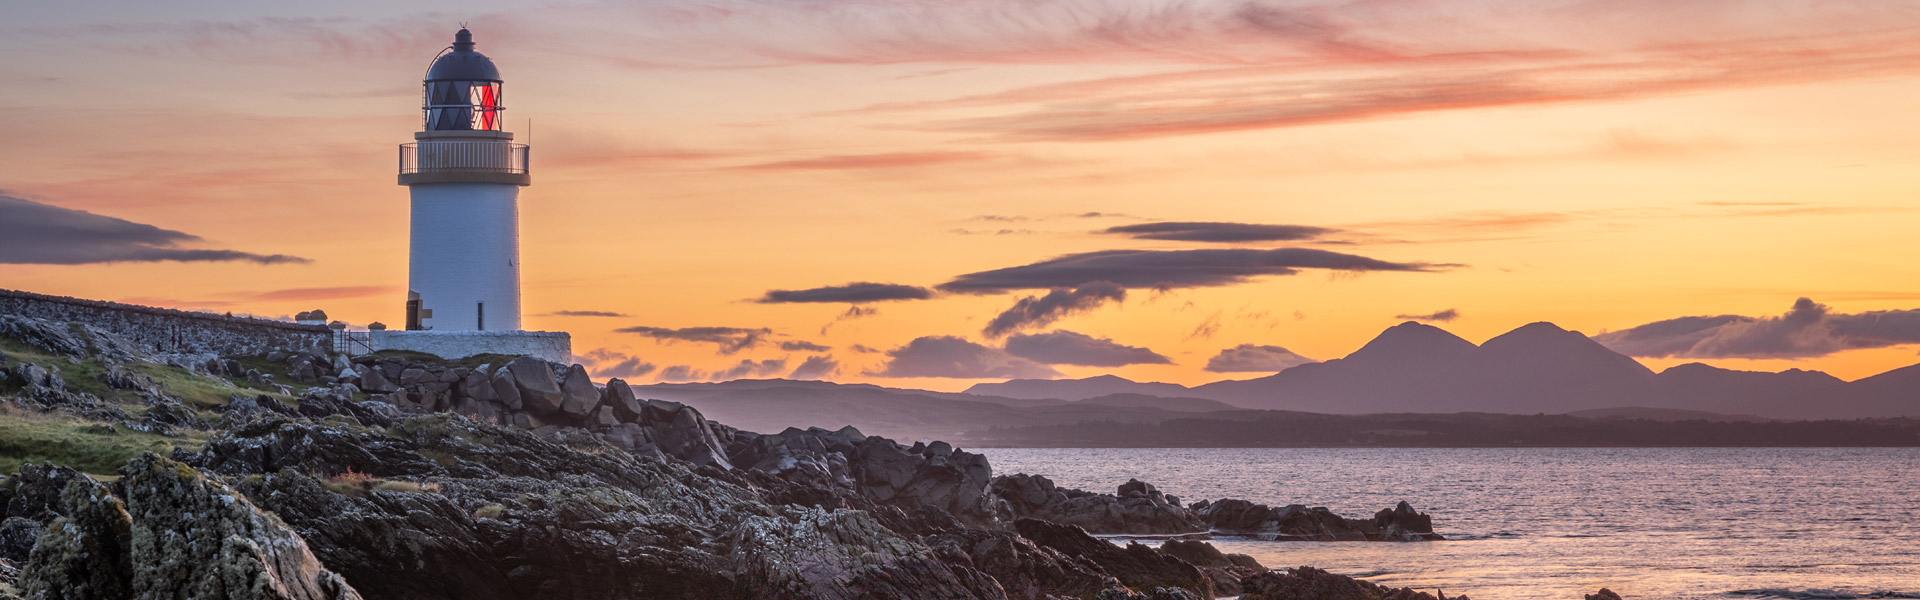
[960,321,1916,421]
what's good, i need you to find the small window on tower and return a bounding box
[477,301,486,330]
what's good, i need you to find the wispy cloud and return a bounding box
[1102,222,1336,243]
[983,282,1126,337]
[731,151,993,171]
[1396,308,1461,323]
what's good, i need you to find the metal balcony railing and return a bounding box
[399,141,530,175]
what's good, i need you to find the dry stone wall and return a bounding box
[0,288,329,357]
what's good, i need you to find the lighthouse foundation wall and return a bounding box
[369,330,570,364]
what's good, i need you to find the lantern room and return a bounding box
[423,28,503,131]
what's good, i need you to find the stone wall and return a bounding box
[0,288,330,356]
[369,330,570,363]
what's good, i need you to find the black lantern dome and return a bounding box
[422,29,504,131]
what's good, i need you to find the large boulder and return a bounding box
[489,368,522,411]
[1373,501,1442,541]
[359,368,398,394]
[506,357,565,415]
[651,401,734,470]
[460,366,497,404]
[604,379,644,423]
[1155,539,1264,596]
[557,364,600,418]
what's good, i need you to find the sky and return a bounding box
[3,0,1919,391]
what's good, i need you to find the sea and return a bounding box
[982,447,1920,600]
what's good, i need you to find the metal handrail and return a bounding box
[399,141,529,174]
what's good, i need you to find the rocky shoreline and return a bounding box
[0,313,1615,599]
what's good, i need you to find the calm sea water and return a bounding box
[982,448,1920,600]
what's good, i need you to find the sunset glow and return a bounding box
[5,0,1919,389]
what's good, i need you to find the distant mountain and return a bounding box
[1821,363,1920,419]
[1646,363,1845,419]
[965,375,1195,402]
[1187,321,1920,420]
[629,379,1234,442]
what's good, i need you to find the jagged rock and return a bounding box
[993,474,1204,535]
[488,368,522,411]
[651,401,733,470]
[460,366,496,403]
[1012,519,1213,598]
[923,528,1111,600]
[587,405,620,430]
[557,364,599,418]
[0,517,41,563]
[1192,498,1439,542]
[18,476,132,599]
[1238,566,1466,600]
[604,378,643,423]
[506,357,564,415]
[18,454,364,600]
[11,363,50,389]
[729,506,1006,599]
[1155,539,1264,596]
[0,315,90,358]
[359,369,397,394]
[1373,501,1442,541]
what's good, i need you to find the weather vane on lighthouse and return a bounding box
[378,27,569,362]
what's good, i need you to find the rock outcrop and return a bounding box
[17,454,361,600]
[1238,566,1467,600]
[993,474,1205,534]
[1194,498,1443,541]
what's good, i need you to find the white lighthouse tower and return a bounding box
[375,28,568,362]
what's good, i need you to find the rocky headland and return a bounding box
[0,311,1614,599]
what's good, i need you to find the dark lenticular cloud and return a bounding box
[1003,330,1172,367]
[757,282,934,303]
[1204,344,1318,373]
[616,325,772,354]
[1593,298,1920,359]
[1396,309,1461,323]
[544,310,632,318]
[788,355,840,380]
[780,340,833,352]
[940,248,1448,293]
[0,195,307,265]
[983,282,1126,337]
[865,336,1061,379]
[1101,222,1336,243]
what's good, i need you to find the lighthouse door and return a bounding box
[406,291,423,331]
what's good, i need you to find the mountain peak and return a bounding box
[1343,321,1477,366]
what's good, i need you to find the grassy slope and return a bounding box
[0,334,288,475]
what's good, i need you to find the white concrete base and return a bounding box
[370,330,570,363]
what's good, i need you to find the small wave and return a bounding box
[1726,588,1920,599]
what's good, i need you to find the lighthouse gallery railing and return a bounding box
[399,141,530,175]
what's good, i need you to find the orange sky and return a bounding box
[3,0,1919,390]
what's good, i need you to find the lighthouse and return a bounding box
[399,28,526,332]
[376,28,568,362]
